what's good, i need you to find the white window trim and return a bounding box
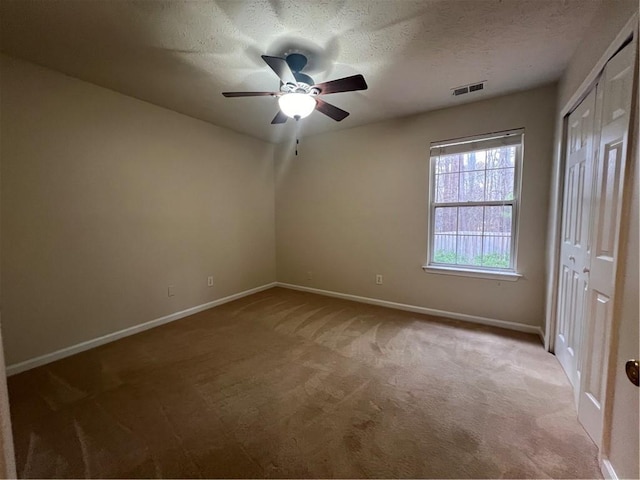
[424,129,524,279]
[421,264,523,281]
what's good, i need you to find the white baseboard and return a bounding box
[536,327,545,344]
[6,282,277,376]
[277,282,541,335]
[7,280,543,375]
[601,458,619,480]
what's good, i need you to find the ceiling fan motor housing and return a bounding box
[282,54,315,90]
[292,72,314,87]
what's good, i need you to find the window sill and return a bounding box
[422,265,522,281]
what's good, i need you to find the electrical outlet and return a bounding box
[375,274,383,285]
[207,276,214,287]
[168,285,175,297]
[307,271,313,280]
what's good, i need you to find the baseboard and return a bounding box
[536,327,545,344]
[601,458,619,480]
[7,281,542,375]
[277,282,541,335]
[6,282,277,376]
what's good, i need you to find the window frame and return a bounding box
[423,129,524,281]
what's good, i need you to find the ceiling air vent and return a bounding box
[451,81,486,96]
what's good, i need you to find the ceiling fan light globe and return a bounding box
[278,93,316,119]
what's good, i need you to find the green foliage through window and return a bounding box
[433,250,510,269]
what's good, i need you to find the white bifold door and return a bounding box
[555,39,635,448]
[556,86,596,400]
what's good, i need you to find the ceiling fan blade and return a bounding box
[222,91,278,97]
[313,74,368,95]
[271,110,288,124]
[261,55,297,85]
[315,98,349,122]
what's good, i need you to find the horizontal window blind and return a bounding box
[430,129,524,156]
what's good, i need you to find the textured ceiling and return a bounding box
[0,0,601,143]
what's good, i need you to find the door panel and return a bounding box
[596,140,623,256]
[583,290,610,409]
[578,40,635,448]
[605,126,639,479]
[556,88,596,394]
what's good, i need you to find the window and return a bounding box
[424,129,523,279]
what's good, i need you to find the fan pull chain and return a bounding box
[295,116,301,156]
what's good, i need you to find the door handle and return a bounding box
[626,360,639,387]
[569,256,575,262]
[583,267,590,273]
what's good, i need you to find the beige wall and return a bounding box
[275,84,557,328]
[558,0,638,110]
[550,2,639,477]
[0,55,276,366]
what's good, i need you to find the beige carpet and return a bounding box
[8,287,601,478]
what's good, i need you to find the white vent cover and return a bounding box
[451,81,486,96]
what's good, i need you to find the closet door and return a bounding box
[578,39,635,448]
[555,87,596,397]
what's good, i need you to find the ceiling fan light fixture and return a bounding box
[278,93,316,119]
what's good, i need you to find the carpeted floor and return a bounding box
[8,287,601,478]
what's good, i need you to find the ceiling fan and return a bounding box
[222,53,368,124]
